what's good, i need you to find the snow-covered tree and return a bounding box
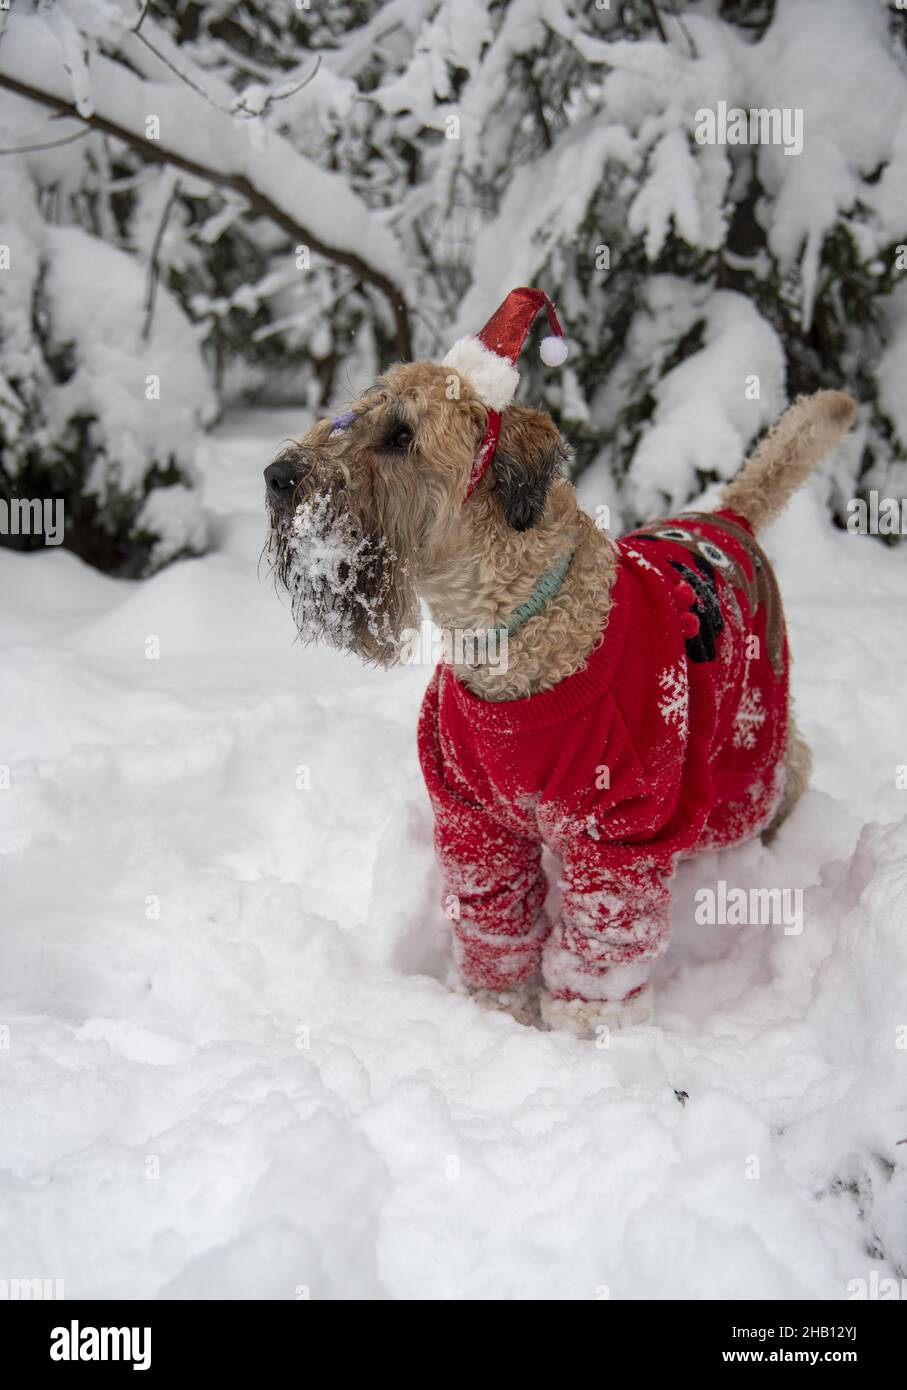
[0,162,212,575]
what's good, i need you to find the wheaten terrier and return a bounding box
[265,286,856,1038]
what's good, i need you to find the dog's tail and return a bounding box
[721,390,857,533]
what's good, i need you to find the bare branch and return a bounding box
[0,70,413,360]
[131,18,322,122]
[231,57,323,119]
[142,174,181,341]
[0,126,89,156]
[667,1,698,59]
[133,30,227,112]
[646,0,669,44]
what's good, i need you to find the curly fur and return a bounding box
[722,390,856,533]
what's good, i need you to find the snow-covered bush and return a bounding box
[0,165,211,576]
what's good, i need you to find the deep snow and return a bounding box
[1,408,905,1300]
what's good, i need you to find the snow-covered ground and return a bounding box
[1,408,905,1300]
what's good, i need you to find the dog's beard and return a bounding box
[269,487,409,665]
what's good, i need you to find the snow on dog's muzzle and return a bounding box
[267,479,405,666]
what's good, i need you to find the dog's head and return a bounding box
[264,361,569,664]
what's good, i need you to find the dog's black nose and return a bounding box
[265,460,298,501]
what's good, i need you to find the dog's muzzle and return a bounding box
[263,442,414,667]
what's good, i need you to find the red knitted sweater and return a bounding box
[417,510,790,1003]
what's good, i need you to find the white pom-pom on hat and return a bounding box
[540,334,568,367]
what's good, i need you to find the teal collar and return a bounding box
[504,551,574,638]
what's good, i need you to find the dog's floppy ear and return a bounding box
[492,404,568,531]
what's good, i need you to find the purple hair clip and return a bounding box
[330,410,357,436]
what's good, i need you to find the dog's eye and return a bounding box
[382,424,414,453]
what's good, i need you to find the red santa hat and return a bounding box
[442,286,568,500]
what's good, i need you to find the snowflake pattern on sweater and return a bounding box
[417,510,790,1002]
[657,662,689,737]
[733,683,767,749]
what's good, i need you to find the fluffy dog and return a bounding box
[265,287,856,1037]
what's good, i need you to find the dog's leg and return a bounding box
[762,708,812,845]
[540,986,654,1038]
[538,840,672,1037]
[471,980,542,1026]
[421,673,554,1005]
[721,391,856,533]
